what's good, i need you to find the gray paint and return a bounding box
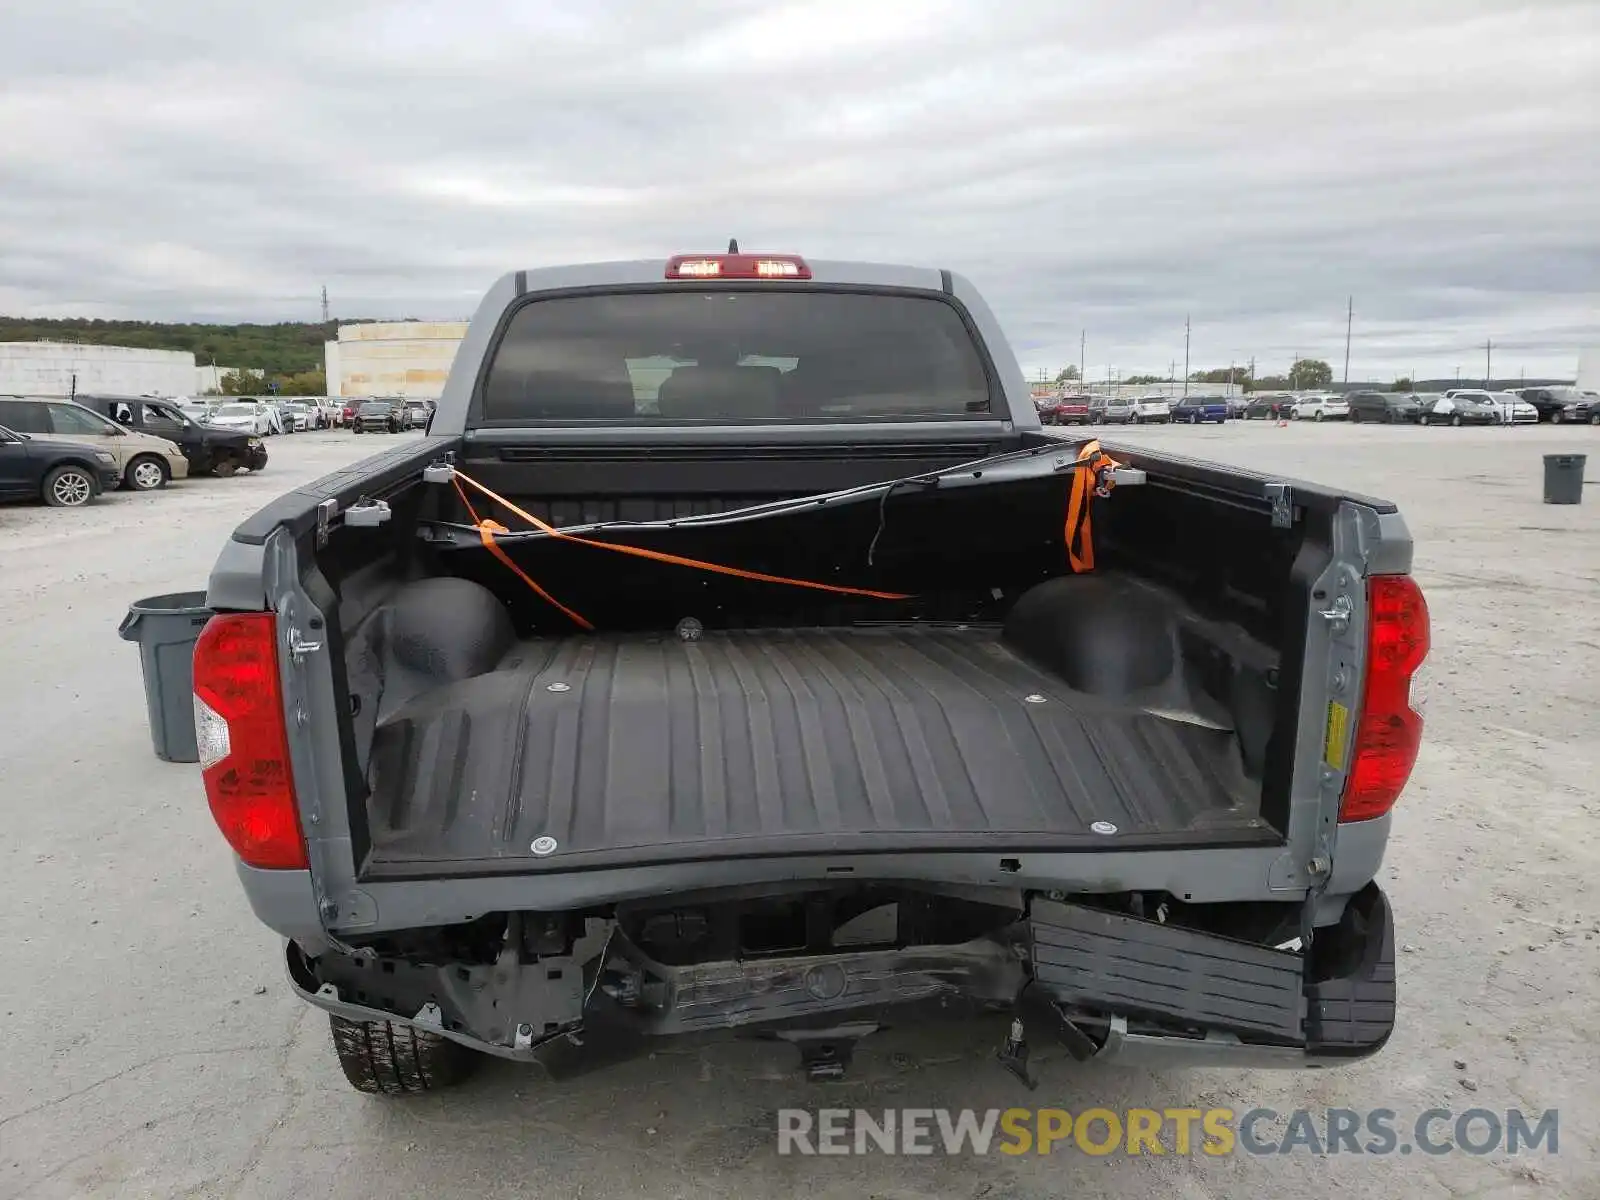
[949,269,1038,430]
[429,270,517,438]
[223,259,1402,972]
[428,259,1037,439]
[230,491,1391,940]
[242,846,1384,943]
[205,536,267,610]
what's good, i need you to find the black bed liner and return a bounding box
[362,626,1275,879]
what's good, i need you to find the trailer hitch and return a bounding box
[774,1023,878,1082]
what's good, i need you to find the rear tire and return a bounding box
[1451,414,1463,427]
[328,1016,476,1095]
[43,465,96,507]
[125,454,170,491]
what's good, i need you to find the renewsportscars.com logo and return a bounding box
[776,1107,1560,1158]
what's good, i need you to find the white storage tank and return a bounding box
[0,342,198,398]
[325,321,468,399]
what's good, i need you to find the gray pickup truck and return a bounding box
[189,250,1427,1095]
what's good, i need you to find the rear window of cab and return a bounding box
[478,290,995,424]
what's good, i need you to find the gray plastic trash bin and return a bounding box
[1542,454,1586,505]
[119,591,213,762]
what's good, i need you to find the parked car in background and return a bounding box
[1291,394,1349,421]
[1488,392,1539,425]
[352,399,405,434]
[0,396,189,491]
[1564,394,1600,425]
[1171,394,1229,424]
[1517,386,1591,424]
[277,402,315,432]
[1090,395,1136,424]
[208,401,276,436]
[1052,394,1092,426]
[1347,391,1422,424]
[402,400,433,431]
[74,394,265,480]
[1243,393,1295,420]
[1132,395,1171,423]
[1439,389,1528,424]
[1421,393,1500,426]
[0,423,122,506]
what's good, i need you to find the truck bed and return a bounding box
[361,625,1274,880]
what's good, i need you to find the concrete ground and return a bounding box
[1,422,1596,1199]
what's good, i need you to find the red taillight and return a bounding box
[1340,574,1430,823]
[665,253,812,280]
[192,612,307,869]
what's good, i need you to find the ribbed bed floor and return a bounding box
[362,626,1270,877]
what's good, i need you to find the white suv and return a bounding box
[1133,395,1172,423]
[1291,394,1349,421]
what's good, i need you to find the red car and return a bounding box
[1053,394,1093,426]
[1032,393,1092,426]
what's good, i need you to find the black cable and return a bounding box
[426,439,1110,547]
[865,477,938,568]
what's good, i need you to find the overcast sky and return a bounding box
[2,0,1597,380]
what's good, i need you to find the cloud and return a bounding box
[0,0,1595,377]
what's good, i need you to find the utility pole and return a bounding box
[1079,330,1086,389]
[321,285,330,324]
[1228,360,1236,397]
[1485,339,1493,387]
[1183,315,1191,397]
[1248,355,1255,389]
[1343,295,1353,385]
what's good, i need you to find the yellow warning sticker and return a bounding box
[1324,701,1350,771]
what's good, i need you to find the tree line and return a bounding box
[0,316,345,375]
[216,368,327,396]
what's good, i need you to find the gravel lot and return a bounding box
[1,423,1596,1199]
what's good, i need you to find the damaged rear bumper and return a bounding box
[285,884,1396,1077]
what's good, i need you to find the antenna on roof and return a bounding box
[727,238,739,254]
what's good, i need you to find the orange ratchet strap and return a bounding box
[453,478,594,629]
[1062,440,1122,573]
[452,470,911,628]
